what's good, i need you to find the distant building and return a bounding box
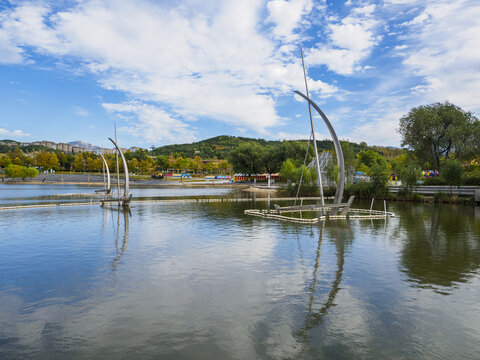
[57,143,73,153]
[7,139,140,156]
[33,141,57,150]
[129,146,146,152]
[72,146,87,154]
[101,148,115,155]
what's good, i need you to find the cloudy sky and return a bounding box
[0,0,479,148]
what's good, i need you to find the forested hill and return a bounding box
[150,135,402,159]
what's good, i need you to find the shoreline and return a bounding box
[1,180,253,188]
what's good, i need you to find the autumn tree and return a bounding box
[130,158,139,174]
[219,160,230,174]
[155,155,170,171]
[0,154,11,168]
[139,158,154,174]
[73,154,85,172]
[35,151,59,171]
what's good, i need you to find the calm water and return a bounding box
[0,184,237,206]
[1,187,480,359]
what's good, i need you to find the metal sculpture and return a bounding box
[293,90,345,208]
[301,48,325,207]
[107,137,131,207]
[99,154,111,194]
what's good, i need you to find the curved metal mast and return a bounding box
[293,90,345,207]
[99,154,111,194]
[108,138,130,200]
[300,48,325,207]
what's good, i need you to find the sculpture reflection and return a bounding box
[102,207,131,272]
[296,220,351,357]
[113,207,130,271]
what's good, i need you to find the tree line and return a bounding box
[1,101,479,188]
[0,147,232,177]
[226,101,480,196]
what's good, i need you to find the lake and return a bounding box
[1,184,480,359]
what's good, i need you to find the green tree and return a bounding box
[357,149,384,168]
[324,159,337,185]
[227,142,263,175]
[130,158,139,174]
[26,167,39,179]
[155,155,170,171]
[73,153,85,172]
[398,102,480,169]
[341,141,358,184]
[441,158,464,192]
[174,157,189,172]
[5,164,22,178]
[188,156,203,173]
[20,166,39,179]
[367,158,390,193]
[35,151,59,170]
[279,159,296,182]
[219,160,230,174]
[261,145,279,174]
[211,161,219,174]
[139,158,154,174]
[7,149,27,165]
[204,162,213,174]
[0,154,11,168]
[399,162,422,194]
[85,156,101,172]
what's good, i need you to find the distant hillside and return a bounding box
[151,135,401,159]
[152,135,269,158]
[0,140,53,154]
[68,140,99,151]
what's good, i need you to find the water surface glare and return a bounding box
[1,198,480,359]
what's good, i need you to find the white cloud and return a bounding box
[275,131,330,141]
[0,127,30,137]
[0,0,340,143]
[393,44,408,50]
[347,116,401,146]
[397,0,480,113]
[266,0,313,41]
[74,106,90,117]
[0,29,24,64]
[306,4,380,75]
[103,102,197,145]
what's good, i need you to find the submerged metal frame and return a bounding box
[294,90,345,207]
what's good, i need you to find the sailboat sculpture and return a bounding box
[100,138,132,207]
[95,154,111,194]
[244,49,395,222]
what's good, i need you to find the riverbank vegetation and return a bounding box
[274,101,480,201]
[1,102,479,193]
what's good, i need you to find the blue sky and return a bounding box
[0,0,479,149]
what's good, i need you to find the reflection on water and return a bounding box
[108,207,131,272]
[0,183,238,206]
[0,199,480,359]
[397,203,480,291]
[296,221,347,358]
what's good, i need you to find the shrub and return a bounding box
[441,158,464,190]
[398,163,421,193]
[464,176,480,186]
[344,181,387,198]
[423,177,445,185]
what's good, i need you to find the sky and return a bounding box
[0,0,479,149]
